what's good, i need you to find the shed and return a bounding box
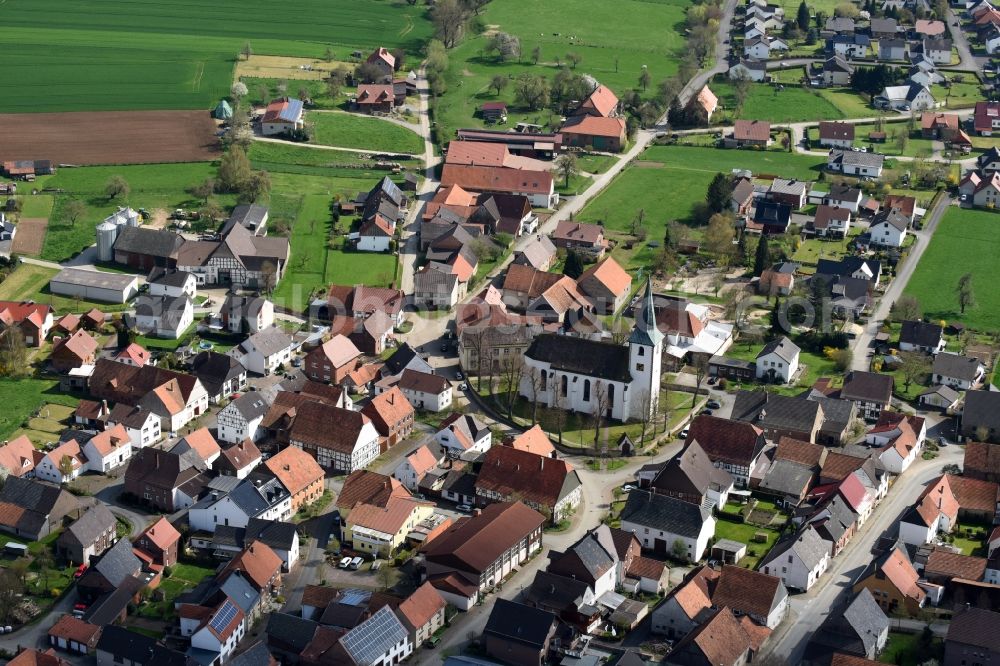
[4,541,28,556]
[710,539,747,564]
[49,268,139,304]
[212,99,233,120]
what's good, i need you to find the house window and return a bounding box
[560,375,568,398]
[583,380,591,402]
[636,363,645,372]
[638,347,645,357]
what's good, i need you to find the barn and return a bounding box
[49,268,140,304]
[112,226,184,270]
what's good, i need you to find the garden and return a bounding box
[0,378,80,443]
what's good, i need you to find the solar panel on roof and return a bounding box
[340,606,406,664]
[210,600,239,634]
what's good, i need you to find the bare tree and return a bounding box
[523,364,546,425]
[431,0,468,48]
[64,199,87,227]
[637,388,655,445]
[900,352,930,392]
[690,356,708,410]
[499,354,524,419]
[0,569,22,624]
[591,380,610,448]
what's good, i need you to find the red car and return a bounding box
[73,564,87,579]
[73,603,88,612]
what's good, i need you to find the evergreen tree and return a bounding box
[770,297,784,334]
[753,237,772,277]
[797,0,811,31]
[563,250,585,279]
[736,232,748,267]
[706,172,734,214]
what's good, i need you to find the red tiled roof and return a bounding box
[440,164,552,196]
[139,516,181,551]
[837,473,869,513]
[422,501,547,573]
[964,441,1000,477]
[925,549,987,581]
[349,495,430,535]
[670,567,718,620]
[822,451,866,482]
[686,415,764,467]
[508,425,555,456]
[679,607,750,665]
[115,342,150,366]
[396,581,446,632]
[265,445,324,496]
[712,565,783,620]
[561,115,626,139]
[579,85,619,117]
[477,446,577,509]
[739,615,772,652]
[553,220,604,244]
[947,474,999,513]
[627,556,665,581]
[337,470,409,511]
[578,256,632,297]
[222,541,282,591]
[177,427,220,460]
[361,386,414,435]
[734,119,771,142]
[445,141,509,168]
[0,436,37,477]
[879,548,926,603]
[86,424,130,457]
[775,436,826,468]
[47,614,101,646]
[0,301,51,329]
[356,84,394,105]
[819,121,855,141]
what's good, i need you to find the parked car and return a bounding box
[458,383,468,391]
[339,556,352,569]
[456,371,463,380]
[622,484,636,492]
[456,503,473,513]
[425,637,441,648]
[349,556,364,570]
[700,408,714,416]
[707,400,721,410]
[371,560,383,572]
[679,428,690,439]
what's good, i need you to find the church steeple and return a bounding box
[629,278,663,347]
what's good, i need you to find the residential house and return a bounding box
[512,235,557,271]
[275,399,379,472]
[483,599,557,666]
[899,320,945,354]
[932,352,985,390]
[731,120,772,147]
[809,205,852,238]
[0,300,53,346]
[975,101,1000,135]
[434,412,492,459]
[649,294,734,368]
[668,607,752,666]
[759,261,797,296]
[919,384,962,412]
[874,84,935,111]
[356,214,394,252]
[852,544,926,615]
[897,474,960,545]
[825,183,863,212]
[133,294,193,339]
[75,537,144,601]
[223,204,269,236]
[868,208,909,248]
[413,264,462,310]
[134,516,181,567]
[870,17,898,38]
[978,146,1000,173]
[840,371,893,421]
[866,412,925,475]
[393,444,443,492]
[828,149,885,177]
[95,627,190,666]
[815,256,881,287]
[355,84,396,114]
[818,121,855,148]
[123,447,210,512]
[970,171,1000,208]
[383,369,452,412]
[729,59,769,82]
[731,176,756,216]
[50,330,99,373]
[803,589,889,664]
[651,567,719,638]
[216,392,270,444]
[685,415,768,487]
[215,439,263,480]
[170,427,221,467]
[550,220,608,259]
[261,97,305,136]
[921,112,961,140]
[82,424,133,475]
[304,334,361,385]
[822,56,855,85]
[361,386,415,450]
[265,445,325,514]
[366,47,396,81]
[0,476,82,540]
[560,115,627,152]
[56,503,116,565]
[396,582,447,648]
[34,440,86,484]
[577,257,632,315]
[230,326,294,376]
[190,350,247,404]
[944,608,1000,666]
[830,33,870,57]
[0,436,38,479]
[923,38,952,64]
[147,268,197,300]
[221,294,274,334]
[694,85,718,123]
[756,336,801,383]
[188,475,292,533]
[760,524,831,591]
[879,39,908,61]
[422,501,546,594]
[648,440,734,509]
[750,200,792,234]
[345,494,434,557]
[768,178,810,209]
[620,489,715,562]
[102,404,160,450]
[477,445,582,522]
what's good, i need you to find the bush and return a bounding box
[163,565,173,578]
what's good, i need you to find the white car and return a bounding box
[339,556,352,569]
[679,428,690,439]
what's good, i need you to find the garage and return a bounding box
[49,267,139,304]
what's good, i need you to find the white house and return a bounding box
[620,490,716,562]
[104,404,161,449]
[828,149,885,177]
[356,215,394,252]
[383,369,453,413]
[188,597,245,664]
[338,607,413,666]
[875,84,935,111]
[923,38,952,64]
[81,425,132,474]
[760,524,830,591]
[744,35,772,59]
[651,571,714,638]
[188,476,292,533]
[931,352,985,390]
[222,294,274,334]
[170,428,221,468]
[866,414,925,475]
[34,440,85,484]
[434,413,492,459]
[729,59,768,82]
[986,29,1000,55]
[147,269,197,300]
[229,326,294,375]
[217,392,270,444]
[868,209,909,248]
[393,445,442,492]
[261,97,305,136]
[133,295,193,339]
[289,407,381,472]
[755,336,800,383]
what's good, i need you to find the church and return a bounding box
[519,279,663,422]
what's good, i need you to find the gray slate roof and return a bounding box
[899,320,942,348]
[525,333,632,383]
[760,459,814,496]
[240,326,293,358]
[757,336,800,364]
[932,352,982,382]
[61,503,115,548]
[92,537,141,586]
[228,392,271,421]
[621,489,710,539]
[762,524,828,571]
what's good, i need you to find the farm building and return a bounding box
[49,268,139,304]
[480,102,508,123]
[261,97,305,136]
[560,116,627,152]
[112,226,184,270]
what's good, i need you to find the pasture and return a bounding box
[0,378,79,443]
[577,145,825,269]
[308,112,425,154]
[0,0,431,113]
[904,207,1000,333]
[710,79,855,123]
[0,111,220,165]
[433,0,690,142]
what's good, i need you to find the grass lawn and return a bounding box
[0,378,80,442]
[249,141,421,173]
[139,560,216,620]
[791,228,863,267]
[0,263,131,314]
[727,343,839,396]
[951,520,991,556]
[933,80,986,109]
[133,322,198,352]
[0,0,430,113]
[432,0,689,143]
[270,187,398,313]
[713,515,783,569]
[309,112,424,154]
[36,162,236,263]
[770,67,807,84]
[904,207,1000,332]
[711,79,851,123]
[16,195,55,218]
[577,145,825,269]
[845,123,937,158]
[577,154,617,175]
[879,632,944,665]
[12,403,76,448]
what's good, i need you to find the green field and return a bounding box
[433,0,690,142]
[904,207,1000,332]
[577,145,824,269]
[0,263,131,314]
[0,0,431,113]
[34,162,234,262]
[269,180,399,313]
[712,79,847,123]
[0,378,80,442]
[308,112,424,154]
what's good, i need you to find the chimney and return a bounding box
[539,457,544,470]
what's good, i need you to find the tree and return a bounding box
[513,74,550,110]
[431,0,468,48]
[230,81,248,101]
[831,348,853,372]
[104,175,130,201]
[241,41,253,61]
[690,357,708,410]
[326,65,348,100]
[753,237,772,277]
[638,67,651,91]
[241,170,271,204]
[704,213,735,258]
[190,178,216,204]
[631,208,646,236]
[797,0,811,31]
[487,32,521,61]
[563,250,585,279]
[672,539,688,562]
[58,455,74,480]
[64,198,87,227]
[957,272,975,314]
[731,71,753,115]
[637,388,655,445]
[355,61,385,84]
[523,365,546,425]
[900,352,930,391]
[658,77,681,108]
[706,172,734,214]
[490,74,508,96]
[259,260,278,295]
[218,145,252,193]
[591,380,610,447]
[834,2,860,17]
[890,294,922,322]
[566,52,582,69]
[531,45,541,64]
[555,153,580,189]
[770,297,784,334]
[0,328,28,378]
[0,569,22,624]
